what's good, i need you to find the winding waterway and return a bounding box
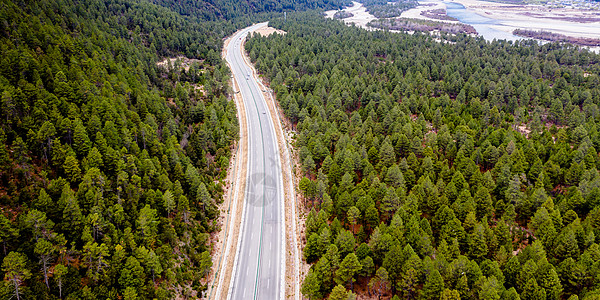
[445,2,522,42]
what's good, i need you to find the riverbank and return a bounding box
[326,0,600,51]
[400,0,459,22]
[451,0,600,40]
[325,1,378,30]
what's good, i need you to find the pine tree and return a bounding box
[0,213,17,255]
[335,229,355,257]
[381,187,400,220]
[469,224,489,259]
[474,186,494,219]
[146,249,163,284]
[347,206,360,233]
[24,209,54,242]
[63,155,82,182]
[163,190,176,216]
[385,164,405,188]
[54,264,68,299]
[34,238,55,289]
[422,269,445,300]
[72,119,91,157]
[335,253,362,290]
[119,256,145,290]
[82,242,110,282]
[360,256,374,278]
[398,267,419,299]
[302,268,322,300]
[521,278,546,300]
[379,140,395,167]
[537,260,563,300]
[369,267,390,299]
[440,289,461,300]
[137,205,159,246]
[478,276,501,300]
[305,233,321,263]
[329,284,350,300]
[2,252,31,300]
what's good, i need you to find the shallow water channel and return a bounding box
[444,2,523,42]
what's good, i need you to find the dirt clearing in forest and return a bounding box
[255,26,287,37]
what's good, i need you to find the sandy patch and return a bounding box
[327,1,469,36]
[325,1,378,30]
[401,0,459,23]
[156,56,203,72]
[254,26,287,37]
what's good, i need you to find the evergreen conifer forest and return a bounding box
[2,0,600,299]
[246,12,600,299]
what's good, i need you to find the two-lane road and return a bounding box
[225,23,285,300]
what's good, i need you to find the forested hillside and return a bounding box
[151,0,349,20]
[247,13,600,299]
[0,0,344,299]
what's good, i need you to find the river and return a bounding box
[444,2,522,42]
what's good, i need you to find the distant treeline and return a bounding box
[420,9,458,21]
[369,18,477,34]
[514,29,600,47]
[151,0,350,20]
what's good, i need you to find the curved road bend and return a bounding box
[225,23,285,300]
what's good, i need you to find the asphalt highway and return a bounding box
[226,23,285,300]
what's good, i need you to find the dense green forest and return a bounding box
[151,0,349,20]
[0,0,346,299]
[246,12,600,299]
